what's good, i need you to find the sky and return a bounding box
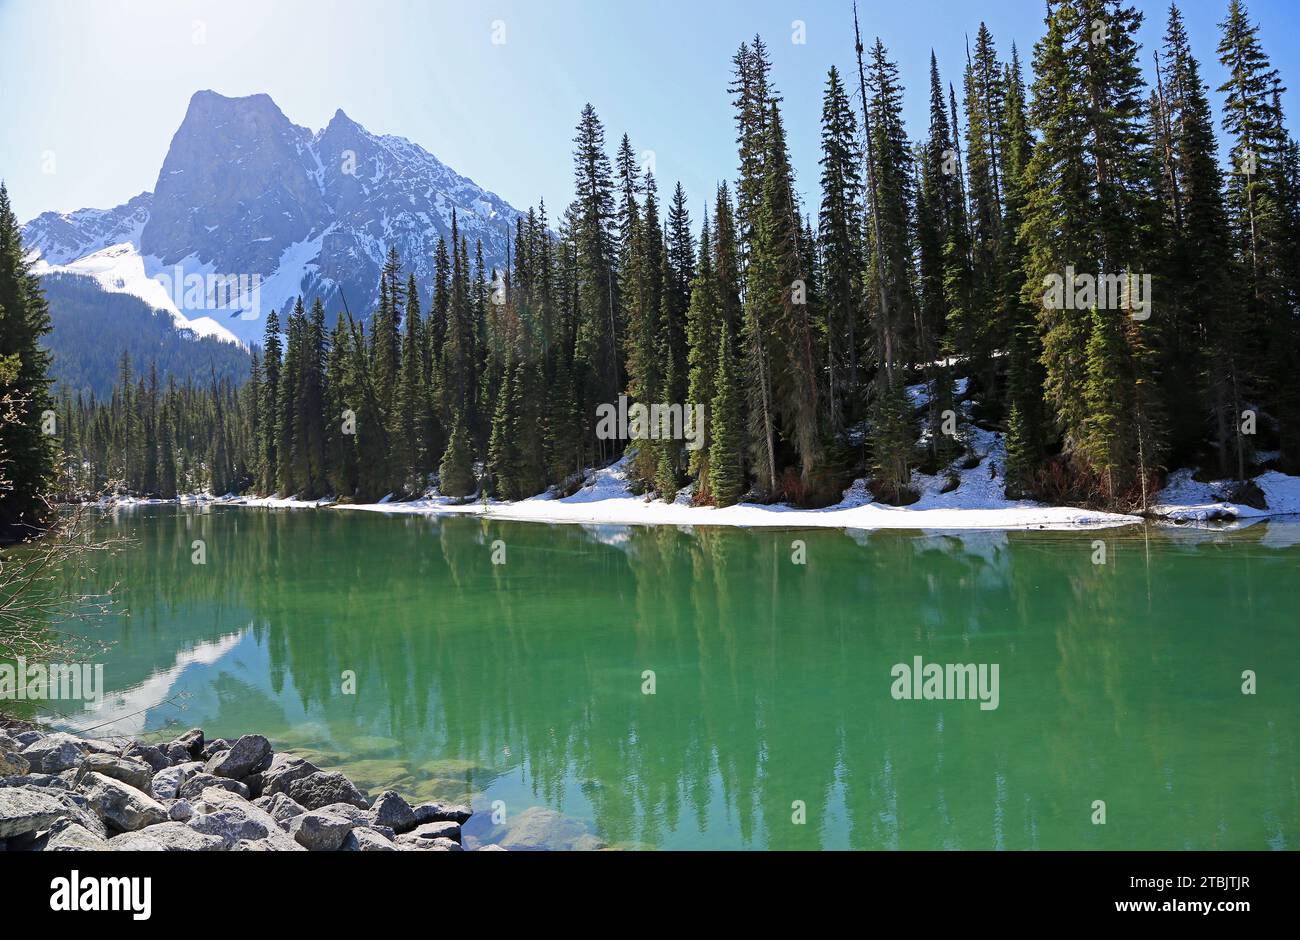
[2,0,1298,229]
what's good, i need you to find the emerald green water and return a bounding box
[39,505,1299,849]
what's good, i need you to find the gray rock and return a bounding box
[0,773,68,790]
[0,730,20,751]
[168,800,194,822]
[34,788,107,839]
[397,834,463,851]
[20,733,85,773]
[287,771,368,811]
[81,753,154,793]
[254,792,305,827]
[0,750,30,776]
[258,754,320,798]
[150,761,202,800]
[187,786,302,850]
[163,743,192,765]
[369,789,417,834]
[315,801,369,825]
[80,772,168,833]
[0,788,68,838]
[413,801,472,825]
[38,819,110,851]
[110,821,224,852]
[200,738,234,761]
[341,827,398,851]
[12,731,44,748]
[497,806,606,851]
[129,744,172,774]
[230,839,275,851]
[288,810,353,851]
[405,820,461,843]
[203,734,270,779]
[169,728,204,759]
[178,772,249,802]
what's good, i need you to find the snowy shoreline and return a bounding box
[102,452,1300,533]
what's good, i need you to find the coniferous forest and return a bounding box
[34,0,1300,513]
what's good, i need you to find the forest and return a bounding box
[28,0,1300,515]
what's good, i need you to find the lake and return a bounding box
[36,505,1300,849]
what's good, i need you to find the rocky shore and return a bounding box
[0,722,490,852]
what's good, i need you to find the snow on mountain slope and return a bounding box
[23,90,528,346]
[30,242,241,344]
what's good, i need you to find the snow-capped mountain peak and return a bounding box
[23,90,526,346]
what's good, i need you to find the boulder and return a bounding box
[288,810,353,851]
[178,772,249,802]
[201,738,234,761]
[314,802,370,826]
[187,786,302,850]
[413,801,472,825]
[20,733,85,773]
[128,744,172,774]
[80,772,168,833]
[340,827,398,851]
[369,790,417,834]
[163,743,192,765]
[109,821,224,852]
[81,753,154,794]
[253,792,305,828]
[168,800,195,822]
[0,788,68,838]
[203,734,271,780]
[168,728,204,760]
[38,819,110,851]
[404,820,461,843]
[150,761,202,800]
[0,773,68,790]
[0,750,30,776]
[257,754,320,799]
[12,730,44,748]
[287,771,368,811]
[398,834,462,851]
[35,788,107,839]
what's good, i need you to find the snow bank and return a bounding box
[1150,468,1300,523]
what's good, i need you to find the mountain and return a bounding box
[23,90,527,346]
[41,273,251,399]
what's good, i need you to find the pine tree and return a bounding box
[439,413,475,498]
[0,183,56,533]
[708,319,744,507]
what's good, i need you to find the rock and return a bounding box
[413,801,472,825]
[178,772,249,802]
[110,821,224,852]
[341,827,398,851]
[288,810,353,851]
[81,753,155,794]
[255,792,306,828]
[36,789,107,839]
[0,730,20,751]
[12,730,44,748]
[258,754,320,799]
[230,839,275,851]
[203,733,270,780]
[369,790,417,834]
[315,801,370,825]
[168,800,195,822]
[0,773,68,790]
[201,738,234,761]
[129,744,172,774]
[0,750,30,776]
[20,733,85,773]
[476,844,507,851]
[287,771,368,811]
[169,728,204,759]
[164,743,192,765]
[38,819,110,851]
[497,806,606,851]
[80,772,168,833]
[150,761,202,800]
[0,788,68,838]
[397,834,462,851]
[187,786,302,850]
[405,820,461,843]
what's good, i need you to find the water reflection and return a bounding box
[36,507,1300,850]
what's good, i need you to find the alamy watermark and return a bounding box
[151,266,262,321]
[1043,265,1151,321]
[0,657,104,704]
[595,395,705,451]
[890,655,999,711]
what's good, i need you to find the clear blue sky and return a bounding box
[2,0,1297,228]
